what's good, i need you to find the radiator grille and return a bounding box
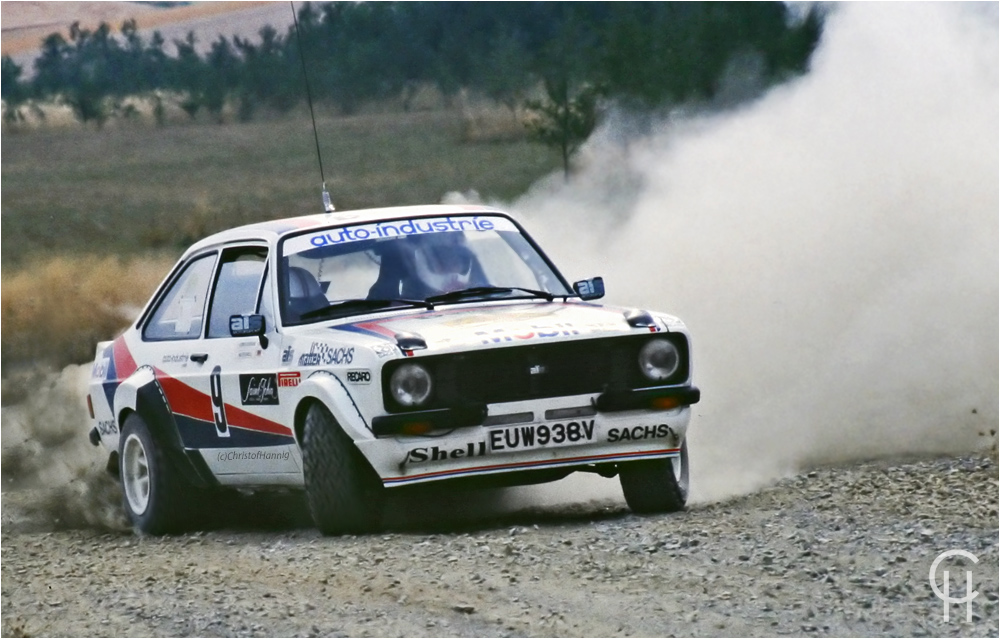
[382,334,689,412]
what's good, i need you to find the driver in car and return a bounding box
[368,232,489,300]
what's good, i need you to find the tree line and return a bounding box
[1,2,821,168]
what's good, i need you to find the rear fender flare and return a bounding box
[113,366,216,488]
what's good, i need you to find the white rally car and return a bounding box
[87,204,700,535]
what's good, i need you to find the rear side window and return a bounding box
[207,248,268,338]
[143,253,217,341]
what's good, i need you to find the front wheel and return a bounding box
[619,440,689,514]
[119,412,191,534]
[301,403,385,535]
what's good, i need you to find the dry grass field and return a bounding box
[1,107,560,369]
[1,2,557,371]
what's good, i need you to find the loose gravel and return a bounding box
[2,453,997,637]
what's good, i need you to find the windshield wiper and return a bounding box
[299,298,432,321]
[424,286,554,305]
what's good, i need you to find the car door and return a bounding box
[142,245,299,483]
[140,249,222,448]
[194,245,301,483]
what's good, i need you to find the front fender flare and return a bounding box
[294,371,372,444]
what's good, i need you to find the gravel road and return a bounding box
[2,452,996,637]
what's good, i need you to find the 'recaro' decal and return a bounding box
[239,374,279,406]
[346,369,371,384]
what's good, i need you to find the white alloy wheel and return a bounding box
[122,432,151,515]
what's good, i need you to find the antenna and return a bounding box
[290,1,335,212]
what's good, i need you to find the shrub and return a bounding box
[1,255,173,369]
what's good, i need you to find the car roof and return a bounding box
[183,203,511,256]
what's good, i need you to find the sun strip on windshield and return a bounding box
[283,215,519,256]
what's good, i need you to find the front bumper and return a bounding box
[357,389,696,488]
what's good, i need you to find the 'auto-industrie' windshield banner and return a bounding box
[284,215,519,255]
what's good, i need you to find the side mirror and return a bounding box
[230,314,268,348]
[573,277,605,301]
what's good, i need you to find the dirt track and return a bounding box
[2,453,996,638]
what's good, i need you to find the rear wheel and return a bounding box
[119,413,192,534]
[619,440,689,514]
[301,403,385,535]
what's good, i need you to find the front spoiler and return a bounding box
[357,400,693,488]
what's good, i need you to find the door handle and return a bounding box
[190,353,209,364]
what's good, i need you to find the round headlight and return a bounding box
[389,363,433,407]
[638,339,680,381]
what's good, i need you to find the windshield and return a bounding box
[279,214,571,325]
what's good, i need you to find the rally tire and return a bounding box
[301,403,385,535]
[119,412,193,535]
[619,441,689,514]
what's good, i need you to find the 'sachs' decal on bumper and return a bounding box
[607,424,676,443]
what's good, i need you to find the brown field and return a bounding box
[1,107,559,371]
[1,1,282,57]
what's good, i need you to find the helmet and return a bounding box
[410,233,474,295]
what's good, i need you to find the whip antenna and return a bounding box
[290,1,334,212]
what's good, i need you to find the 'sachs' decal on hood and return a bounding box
[334,302,638,351]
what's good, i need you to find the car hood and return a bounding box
[313,301,684,354]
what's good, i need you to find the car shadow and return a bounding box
[207,484,631,535]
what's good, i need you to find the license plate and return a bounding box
[488,419,596,453]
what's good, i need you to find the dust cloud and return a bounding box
[508,2,999,505]
[1,365,128,530]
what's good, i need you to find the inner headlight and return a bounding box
[638,339,680,381]
[389,363,433,407]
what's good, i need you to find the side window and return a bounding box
[207,247,268,338]
[144,253,217,341]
